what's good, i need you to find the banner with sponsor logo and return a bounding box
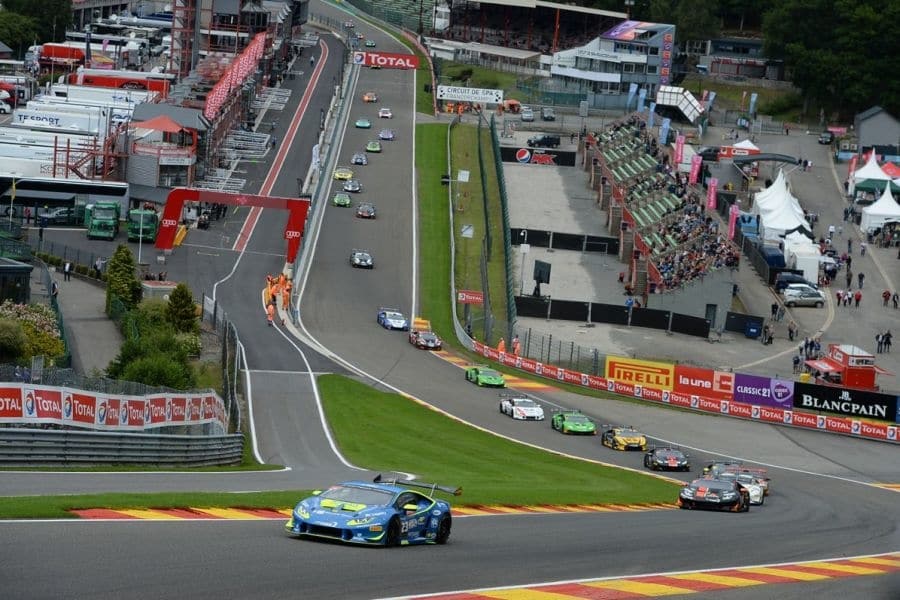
[706,177,718,209]
[733,373,794,409]
[748,92,758,116]
[673,365,734,400]
[659,118,671,146]
[498,146,577,167]
[353,51,419,70]
[0,385,227,433]
[793,382,898,421]
[728,203,740,239]
[605,356,674,390]
[648,102,656,128]
[626,83,638,110]
[689,154,702,184]
[637,87,647,112]
[674,135,685,165]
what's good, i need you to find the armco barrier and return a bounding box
[0,429,244,467]
[471,341,900,444]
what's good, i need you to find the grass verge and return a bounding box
[317,375,677,506]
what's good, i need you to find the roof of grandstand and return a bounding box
[425,37,541,60]
[475,0,626,19]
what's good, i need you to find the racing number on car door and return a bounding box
[397,493,424,536]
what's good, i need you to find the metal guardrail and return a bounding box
[0,429,244,467]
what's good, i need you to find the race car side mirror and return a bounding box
[311,490,322,496]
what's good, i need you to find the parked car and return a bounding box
[526,134,560,148]
[818,131,835,144]
[520,106,534,122]
[784,288,826,307]
[774,272,817,292]
[540,107,556,121]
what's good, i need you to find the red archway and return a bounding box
[155,188,311,263]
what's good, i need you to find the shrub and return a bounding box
[0,301,65,362]
[0,319,27,363]
[758,92,802,117]
[105,244,140,312]
[134,298,170,330]
[75,264,88,275]
[174,332,202,357]
[121,352,196,389]
[166,283,199,334]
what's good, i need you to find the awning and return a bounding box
[804,359,841,373]
[873,365,894,376]
[132,115,186,133]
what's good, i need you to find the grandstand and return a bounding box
[589,116,740,301]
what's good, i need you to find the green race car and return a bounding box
[332,192,352,207]
[464,365,506,388]
[551,411,597,435]
[355,117,372,129]
[366,140,382,153]
[365,40,376,48]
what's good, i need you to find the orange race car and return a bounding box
[362,91,378,103]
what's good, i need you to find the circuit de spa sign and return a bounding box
[155,189,311,263]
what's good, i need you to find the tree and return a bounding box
[763,0,900,118]
[649,0,719,45]
[105,244,140,313]
[166,283,199,334]
[1,0,72,44]
[0,12,38,57]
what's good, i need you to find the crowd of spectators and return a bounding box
[596,115,740,292]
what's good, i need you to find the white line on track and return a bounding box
[373,550,900,600]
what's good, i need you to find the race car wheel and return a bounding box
[758,494,765,506]
[435,516,451,544]
[385,516,401,547]
[499,403,504,414]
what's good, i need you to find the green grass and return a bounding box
[449,123,509,344]
[439,63,520,97]
[681,74,801,120]
[318,375,677,506]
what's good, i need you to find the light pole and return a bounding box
[7,176,15,226]
[137,210,144,264]
[624,0,634,18]
[519,229,529,295]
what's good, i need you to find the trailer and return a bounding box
[47,83,157,105]
[67,68,173,97]
[10,108,104,135]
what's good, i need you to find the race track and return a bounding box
[3,2,898,598]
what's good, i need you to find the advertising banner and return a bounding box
[353,50,419,70]
[605,356,674,390]
[648,102,656,128]
[0,385,227,432]
[626,82,638,109]
[707,91,717,110]
[498,146,577,167]
[674,135,685,165]
[706,177,718,210]
[637,87,647,112]
[793,382,898,421]
[733,373,794,409]
[748,92,758,116]
[689,154,702,184]
[659,118,671,146]
[728,203,740,239]
[673,365,734,400]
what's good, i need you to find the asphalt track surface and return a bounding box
[3,3,898,598]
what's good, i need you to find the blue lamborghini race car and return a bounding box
[285,475,460,546]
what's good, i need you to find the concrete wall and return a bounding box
[645,266,736,328]
[127,154,159,187]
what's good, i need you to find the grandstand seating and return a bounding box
[592,116,740,291]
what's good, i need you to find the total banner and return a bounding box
[674,135,685,165]
[0,385,227,432]
[793,382,898,421]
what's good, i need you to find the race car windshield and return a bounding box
[658,451,683,459]
[385,312,403,320]
[693,480,732,491]
[619,429,642,436]
[513,399,537,407]
[567,415,590,423]
[481,369,500,377]
[320,485,394,506]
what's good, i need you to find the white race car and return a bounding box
[499,394,544,420]
[714,472,765,505]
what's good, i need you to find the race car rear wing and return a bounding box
[726,466,770,480]
[374,473,462,496]
[378,306,403,313]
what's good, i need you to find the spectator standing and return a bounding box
[50,280,59,299]
[788,320,797,341]
[23,366,31,383]
[63,261,72,281]
[848,239,853,253]
[858,272,865,288]
[893,292,899,309]
[266,302,275,326]
[854,289,862,308]
[93,257,103,278]
[512,335,521,356]
[846,269,853,290]
[884,331,893,353]
[792,354,801,373]
[876,332,884,353]
[828,224,835,239]
[883,290,891,307]
[860,242,867,256]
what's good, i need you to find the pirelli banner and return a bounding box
[0,384,228,434]
[793,382,899,422]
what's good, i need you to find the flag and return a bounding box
[741,90,747,111]
[626,83,638,110]
[648,102,656,128]
[674,135,685,165]
[707,177,718,210]
[637,87,647,112]
[660,118,671,145]
[689,154,702,184]
[707,91,717,110]
[749,93,758,116]
[728,204,740,239]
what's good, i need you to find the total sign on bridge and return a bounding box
[352,51,419,69]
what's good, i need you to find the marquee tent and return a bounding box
[853,151,892,182]
[759,196,811,241]
[753,170,804,219]
[860,185,900,232]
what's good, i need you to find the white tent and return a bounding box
[754,170,805,220]
[860,185,900,232]
[733,139,760,151]
[853,152,892,182]
[785,243,822,283]
[760,199,811,241]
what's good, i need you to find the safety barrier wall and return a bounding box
[489,115,518,342]
[472,342,900,444]
[0,383,228,435]
[0,429,243,467]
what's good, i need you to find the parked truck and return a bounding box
[127,208,159,242]
[85,202,120,239]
